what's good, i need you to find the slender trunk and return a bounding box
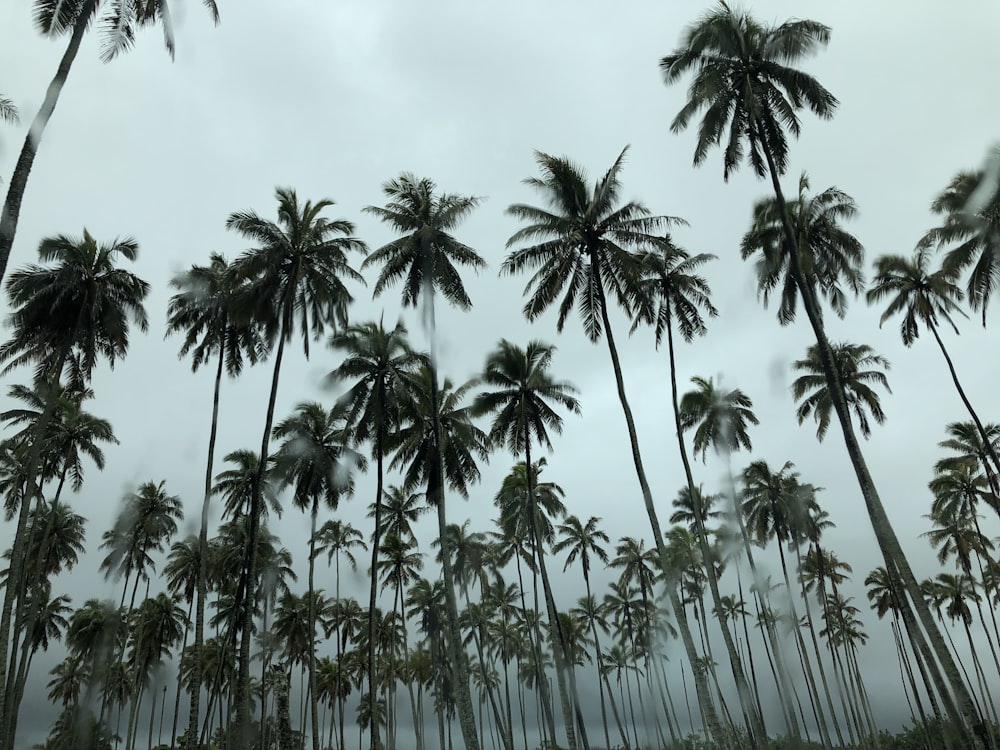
[515,548,556,746]
[761,147,987,748]
[592,278,725,744]
[308,502,320,750]
[0,0,97,282]
[928,323,1000,478]
[235,308,290,746]
[664,313,765,747]
[369,442,385,750]
[189,344,226,746]
[168,600,193,750]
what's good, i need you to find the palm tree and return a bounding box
[0,229,148,736]
[46,653,89,708]
[166,251,265,741]
[472,339,586,748]
[500,148,726,741]
[0,96,16,126]
[661,6,983,739]
[679,375,758,461]
[271,401,363,750]
[790,342,891,442]
[868,248,1000,476]
[363,172,486,750]
[372,484,428,544]
[0,0,221,284]
[328,318,421,744]
[938,422,1000,504]
[315,520,366,750]
[919,146,1000,323]
[212,449,279,521]
[225,186,365,739]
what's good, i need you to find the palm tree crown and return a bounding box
[660,2,838,180]
[679,375,759,460]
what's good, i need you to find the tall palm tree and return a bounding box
[271,401,364,750]
[0,96,16,127]
[212,449,279,521]
[919,146,1000,324]
[938,422,1000,503]
[363,172,486,750]
[225,186,365,739]
[166,251,264,741]
[660,6,983,738]
[868,248,1000,475]
[328,318,421,745]
[499,148,725,741]
[679,375,758,461]
[790,342,891,442]
[0,0,221,284]
[0,228,148,736]
[473,338,585,749]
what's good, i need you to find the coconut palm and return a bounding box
[225,186,365,739]
[472,338,587,748]
[212,449,279,520]
[372,485,428,544]
[328,319,421,742]
[362,173,486,750]
[919,147,1000,323]
[46,653,89,708]
[0,229,148,734]
[791,342,891,442]
[166,251,265,742]
[868,248,1000,475]
[938,422,1000,507]
[679,375,758,461]
[0,0,221,285]
[0,96,16,126]
[661,6,981,737]
[271,401,364,750]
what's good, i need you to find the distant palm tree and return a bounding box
[0,0,221,285]
[919,146,1000,324]
[791,342,890,442]
[937,422,1000,503]
[868,248,1000,476]
[226,186,365,738]
[46,653,89,708]
[679,375,758,460]
[212,449,279,520]
[0,96,16,125]
[167,251,265,744]
[473,339,585,748]
[0,229,148,734]
[363,173,486,750]
[271,401,363,750]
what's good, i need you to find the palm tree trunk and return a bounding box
[760,146,987,748]
[308,501,321,750]
[593,280,726,744]
[664,312,766,747]
[188,342,226,747]
[168,600,194,750]
[235,307,290,745]
[368,442,385,750]
[0,0,97,283]
[928,323,1000,477]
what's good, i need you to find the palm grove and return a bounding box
[1,4,999,750]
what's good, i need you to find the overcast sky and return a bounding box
[2,1,999,747]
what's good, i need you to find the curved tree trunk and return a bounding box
[927,323,1000,479]
[592,277,726,745]
[188,345,226,745]
[234,308,290,746]
[663,311,767,747]
[0,0,97,284]
[760,147,988,749]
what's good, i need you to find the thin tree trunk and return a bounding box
[0,0,97,283]
[189,344,226,747]
[761,147,988,748]
[168,600,193,750]
[592,279,726,745]
[369,442,386,750]
[308,501,321,750]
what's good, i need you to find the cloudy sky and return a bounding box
[2,0,999,747]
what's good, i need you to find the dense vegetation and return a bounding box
[0,3,998,750]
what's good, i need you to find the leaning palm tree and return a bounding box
[271,401,364,750]
[867,248,1000,476]
[362,172,486,750]
[166,252,265,741]
[472,339,586,750]
[937,422,1000,504]
[499,149,728,740]
[919,146,1000,324]
[0,0,221,284]
[790,342,891,442]
[328,318,421,744]
[0,229,148,738]
[225,186,365,742]
[660,6,983,739]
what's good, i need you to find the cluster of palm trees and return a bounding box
[1,2,998,750]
